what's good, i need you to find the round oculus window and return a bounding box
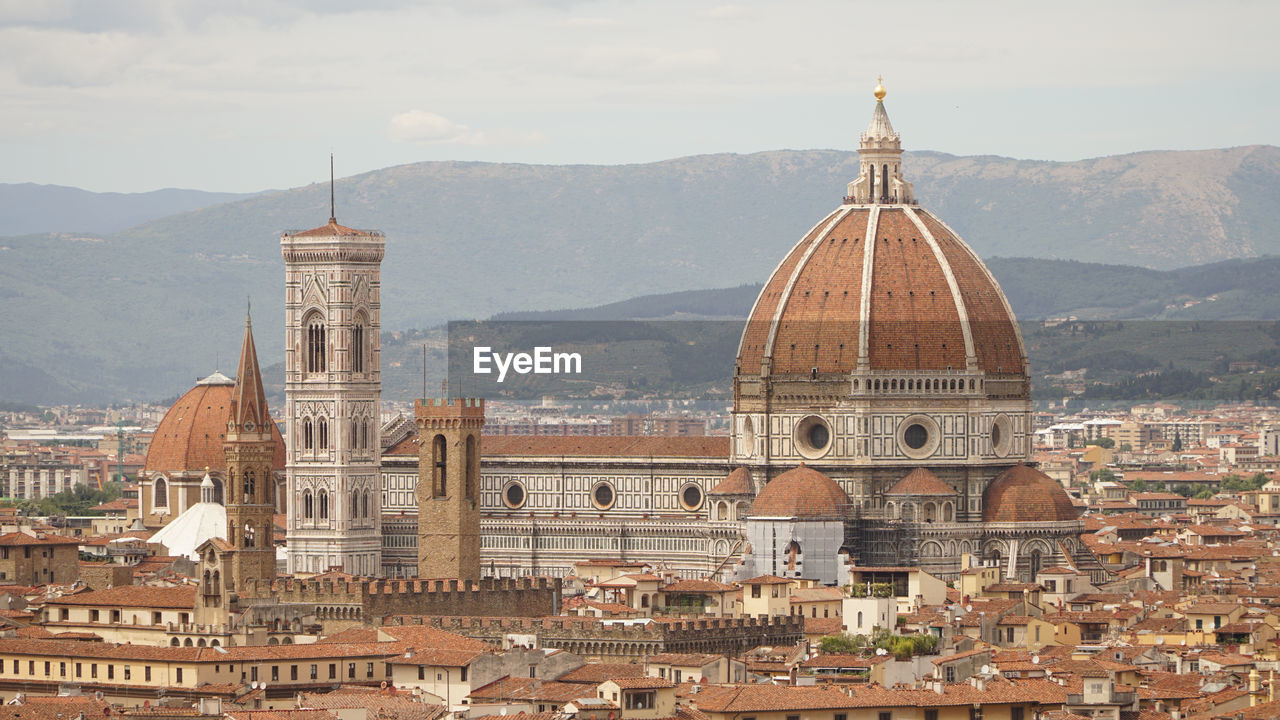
[991,414,1013,457]
[503,482,526,509]
[904,423,929,450]
[680,484,704,511]
[794,415,833,459]
[592,482,616,510]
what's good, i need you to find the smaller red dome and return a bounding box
[983,465,1077,523]
[749,465,848,520]
[709,468,754,496]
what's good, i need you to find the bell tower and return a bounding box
[223,312,278,589]
[414,397,483,581]
[282,170,385,577]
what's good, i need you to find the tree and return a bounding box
[1130,479,1148,493]
[1085,438,1115,449]
[818,633,863,654]
[1091,468,1118,483]
[1172,433,1183,452]
[1119,443,1133,452]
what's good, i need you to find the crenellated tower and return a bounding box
[282,190,385,576]
[223,312,279,589]
[415,397,483,581]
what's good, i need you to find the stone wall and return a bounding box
[379,614,805,659]
[240,576,561,619]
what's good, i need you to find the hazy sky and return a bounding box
[2,0,1277,193]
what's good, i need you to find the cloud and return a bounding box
[388,110,545,146]
[697,4,744,20]
[557,17,617,28]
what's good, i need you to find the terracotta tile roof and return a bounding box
[224,711,339,720]
[44,584,196,609]
[708,468,753,495]
[557,662,646,684]
[803,617,844,636]
[0,532,79,546]
[0,697,111,720]
[741,575,793,585]
[663,579,736,594]
[469,677,590,703]
[144,381,285,473]
[647,654,721,667]
[606,677,677,689]
[749,465,848,519]
[983,465,1078,523]
[296,688,444,720]
[886,468,956,496]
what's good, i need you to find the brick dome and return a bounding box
[982,465,1077,523]
[749,465,848,520]
[737,205,1025,379]
[145,372,285,474]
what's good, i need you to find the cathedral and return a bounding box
[141,82,1091,587]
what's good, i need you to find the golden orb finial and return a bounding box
[873,75,886,101]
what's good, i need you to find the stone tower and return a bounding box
[223,312,278,589]
[415,397,483,581]
[281,207,385,577]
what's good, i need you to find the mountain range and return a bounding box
[2,145,1278,405]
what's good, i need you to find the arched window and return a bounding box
[212,570,220,589]
[154,478,168,508]
[350,420,358,450]
[244,523,256,548]
[303,490,313,519]
[432,434,447,497]
[318,489,329,520]
[305,313,326,374]
[302,418,313,450]
[362,490,371,519]
[317,417,328,449]
[212,477,224,505]
[352,321,366,374]
[350,491,358,519]
[243,470,255,500]
[1029,549,1043,578]
[360,419,370,450]
[857,611,863,628]
[465,435,477,500]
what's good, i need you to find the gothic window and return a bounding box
[318,490,329,520]
[352,320,366,374]
[362,490,371,519]
[317,417,328,449]
[432,435,447,497]
[1030,549,1043,578]
[360,419,370,450]
[465,435,477,500]
[154,478,168,509]
[302,418,313,450]
[350,420,358,450]
[244,523,256,548]
[305,313,326,374]
[350,491,358,520]
[244,470,255,499]
[303,490,313,519]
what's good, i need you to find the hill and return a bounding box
[0,183,256,236]
[3,145,1280,404]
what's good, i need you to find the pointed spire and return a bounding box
[230,310,271,434]
[329,153,337,224]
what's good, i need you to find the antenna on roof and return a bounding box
[329,153,337,223]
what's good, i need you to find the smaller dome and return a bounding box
[708,468,754,496]
[885,468,956,496]
[200,473,214,489]
[983,465,1078,523]
[749,465,848,520]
